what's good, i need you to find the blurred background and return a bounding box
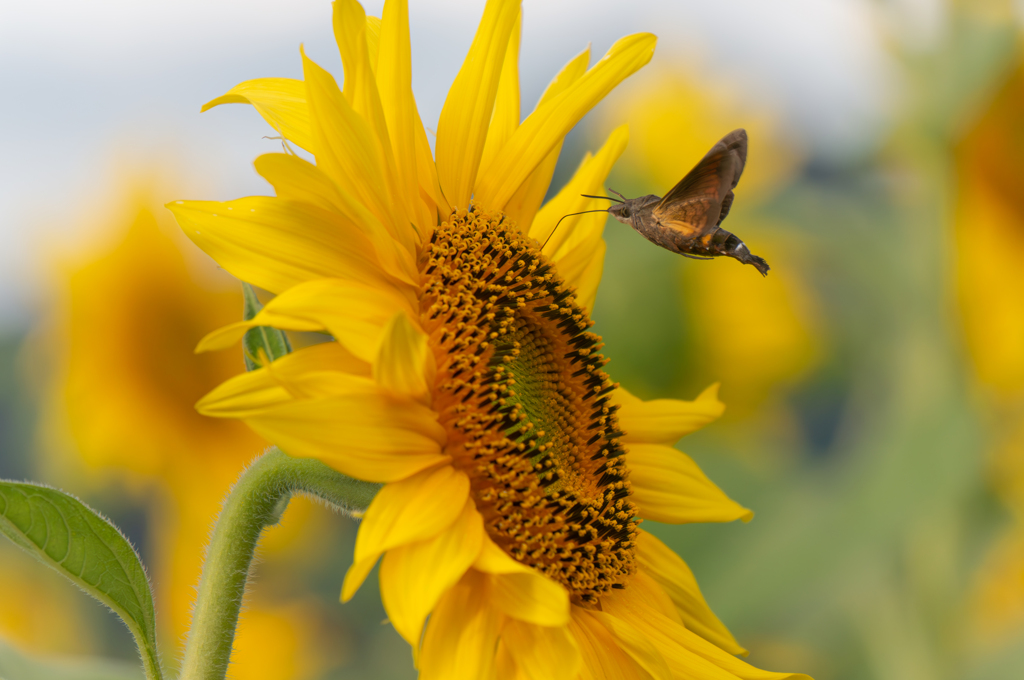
[1,0,1023,678]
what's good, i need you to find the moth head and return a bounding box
[607,202,632,224]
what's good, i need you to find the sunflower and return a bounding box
[169,0,810,677]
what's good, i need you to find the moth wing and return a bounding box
[653,129,747,238]
[651,196,715,240]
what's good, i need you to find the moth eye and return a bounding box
[621,207,630,217]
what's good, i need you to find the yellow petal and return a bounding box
[196,341,369,414]
[302,49,409,251]
[502,619,580,680]
[505,145,559,234]
[202,78,313,151]
[616,383,726,445]
[380,498,484,644]
[252,153,416,283]
[374,310,433,403]
[472,536,571,626]
[203,377,447,483]
[479,10,522,178]
[472,534,529,574]
[196,278,413,363]
[343,466,469,601]
[550,225,604,311]
[419,572,504,680]
[504,47,591,230]
[549,193,606,267]
[636,531,746,656]
[676,631,811,680]
[624,569,685,624]
[595,609,733,680]
[568,609,648,680]
[570,238,605,316]
[585,610,673,680]
[538,47,594,103]
[333,0,371,103]
[254,152,346,213]
[495,640,519,680]
[626,443,753,524]
[602,586,810,680]
[533,124,629,253]
[377,0,436,236]
[365,15,381,70]
[340,555,378,607]
[475,34,655,210]
[414,105,450,216]
[489,570,570,627]
[529,124,628,308]
[333,0,416,250]
[435,0,521,209]
[167,197,391,296]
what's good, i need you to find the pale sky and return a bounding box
[0,0,896,327]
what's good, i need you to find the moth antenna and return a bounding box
[608,188,628,202]
[540,209,611,251]
[581,193,623,204]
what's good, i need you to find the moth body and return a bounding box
[604,129,770,277]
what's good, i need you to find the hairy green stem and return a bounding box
[178,447,379,680]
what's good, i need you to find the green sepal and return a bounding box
[241,282,292,371]
[0,481,163,680]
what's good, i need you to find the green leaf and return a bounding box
[0,481,163,680]
[241,282,292,371]
[0,638,142,680]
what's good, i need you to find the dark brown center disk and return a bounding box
[419,208,639,604]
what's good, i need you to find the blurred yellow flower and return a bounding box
[955,62,1024,398]
[955,58,1024,642]
[36,193,326,677]
[0,544,98,656]
[679,225,820,417]
[171,0,811,677]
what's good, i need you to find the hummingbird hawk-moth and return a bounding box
[553,129,769,276]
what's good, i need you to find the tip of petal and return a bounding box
[200,94,246,113]
[339,581,357,603]
[696,382,725,415]
[195,321,251,354]
[633,32,658,52]
[194,392,218,416]
[341,555,379,602]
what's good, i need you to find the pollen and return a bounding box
[420,208,639,604]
